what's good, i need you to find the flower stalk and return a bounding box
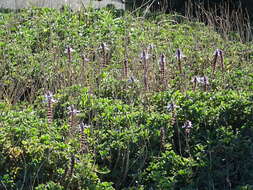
[141,50,149,91]
[212,49,225,74]
[79,122,89,153]
[175,49,184,74]
[160,126,166,151]
[44,91,56,125]
[123,59,128,79]
[68,105,80,132]
[159,54,166,90]
[65,46,75,64]
[100,42,108,68]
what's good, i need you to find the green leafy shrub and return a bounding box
[1,7,253,190]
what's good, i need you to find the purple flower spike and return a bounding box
[44,91,57,103]
[64,46,75,54]
[175,49,186,60]
[140,50,150,60]
[80,122,85,131]
[100,43,109,51]
[182,120,192,129]
[80,122,90,133]
[160,54,166,63]
[128,76,136,83]
[68,105,80,115]
[165,102,179,112]
[214,49,223,57]
[148,44,155,51]
[84,57,90,62]
[191,76,209,85]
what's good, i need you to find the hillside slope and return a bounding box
[1,8,253,190]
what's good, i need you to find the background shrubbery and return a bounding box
[1,7,253,190]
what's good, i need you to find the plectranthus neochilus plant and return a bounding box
[212,49,219,74]
[44,91,57,125]
[175,49,185,74]
[68,154,75,179]
[65,46,75,64]
[182,120,193,157]
[159,54,166,90]
[191,76,209,91]
[100,42,109,68]
[123,59,129,79]
[212,49,224,74]
[165,102,179,134]
[203,76,209,91]
[219,49,225,72]
[182,120,193,135]
[141,50,150,91]
[148,44,156,62]
[166,102,181,155]
[160,126,166,151]
[67,105,80,134]
[192,76,198,91]
[82,55,90,67]
[79,122,89,153]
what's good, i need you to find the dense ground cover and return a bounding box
[1,7,253,190]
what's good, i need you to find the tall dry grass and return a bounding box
[185,0,252,42]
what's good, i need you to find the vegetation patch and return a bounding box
[1,7,253,189]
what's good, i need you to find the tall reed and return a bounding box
[185,0,252,42]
